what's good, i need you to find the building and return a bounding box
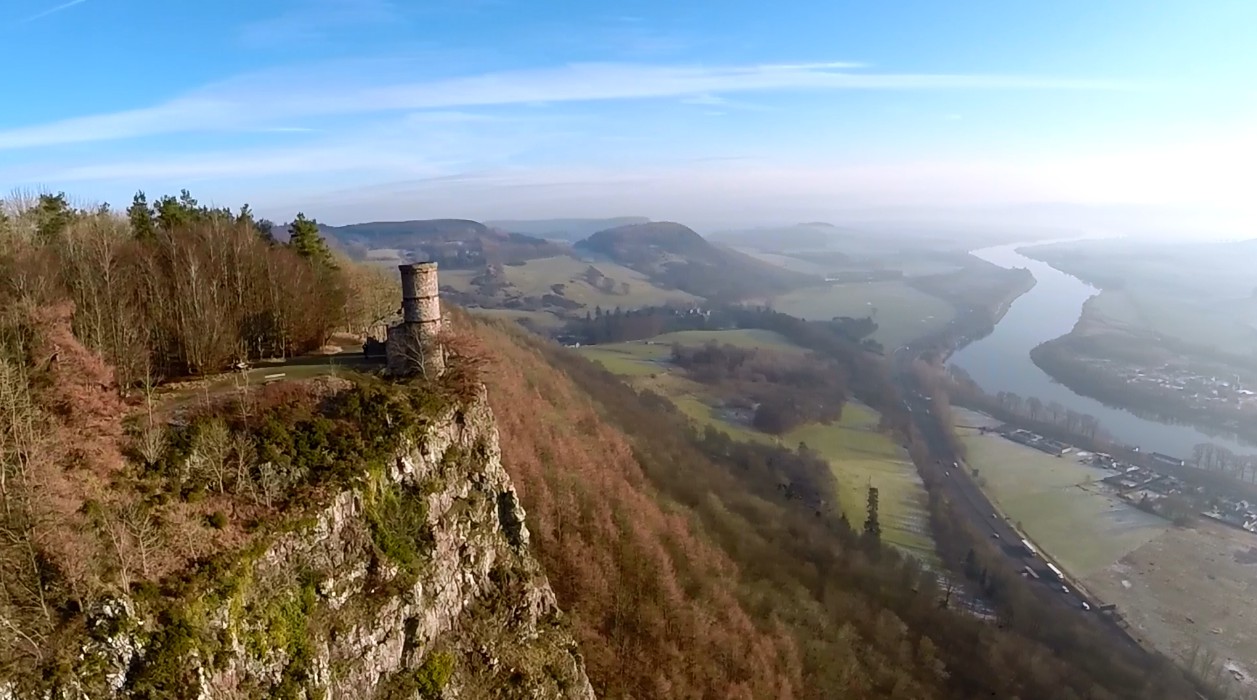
[1148,452,1185,468]
[386,262,445,377]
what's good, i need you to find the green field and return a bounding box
[577,331,937,563]
[649,329,805,353]
[1084,289,1257,356]
[956,416,1168,577]
[454,256,700,309]
[768,281,956,350]
[575,329,805,378]
[787,406,935,561]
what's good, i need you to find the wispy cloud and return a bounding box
[0,61,1140,151]
[21,0,87,23]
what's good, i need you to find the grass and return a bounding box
[441,255,700,311]
[649,329,805,353]
[1084,288,1257,356]
[575,329,804,379]
[786,406,936,562]
[768,281,956,350]
[579,335,937,564]
[955,412,1168,578]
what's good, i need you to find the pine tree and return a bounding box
[34,192,75,242]
[863,485,881,539]
[287,213,336,269]
[128,191,157,243]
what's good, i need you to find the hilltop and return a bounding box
[322,218,564,267]
[485,217,651,241]
[576,221,815,301]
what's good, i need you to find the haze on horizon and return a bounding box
[1,0,1253,236]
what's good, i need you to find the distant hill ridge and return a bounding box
[486,217,652,241]
[321,218,563,268]
[576,221,814,301]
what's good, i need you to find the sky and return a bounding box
[1,0,1255,228]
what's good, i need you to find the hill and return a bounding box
[710,221,856,251]
[485,217,651,241]
[478,317,1202,700]
[0,190,1214,700]
[322,218,564,268]
[576,221,815,301]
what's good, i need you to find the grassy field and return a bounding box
[1083,521,1257,676]
[788,406,936,561]
[458,255,700,309]
[577,331,937,563]
[575,329,805,377]
[954,410,1168,577]
[768,281,956,350]
[649,329,805,353]
[1083,288,1257,356]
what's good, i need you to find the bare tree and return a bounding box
[119,501,162,578]
[0,345,54,667]
[191,418,233,494]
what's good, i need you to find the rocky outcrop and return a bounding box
[2,389,593,700]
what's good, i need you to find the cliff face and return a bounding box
[2,389,593,700]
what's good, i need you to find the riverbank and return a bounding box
[1031,338,1257,449]
[1028,293,1257,451]
[948,243,1257,458]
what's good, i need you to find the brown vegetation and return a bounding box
[469,317,802,699]
[485,318,1210,699]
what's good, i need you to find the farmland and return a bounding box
[954,409,1168,578]
[577,329,937,563]
[767,281,956,350]
[1084,521,1257,682]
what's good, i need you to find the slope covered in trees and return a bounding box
[0,187,1210,700]
[472,318,1202,700]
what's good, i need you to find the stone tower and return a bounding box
[388,262,445,377]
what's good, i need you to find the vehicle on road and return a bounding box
[1081,601,1091,611]
[1061,585,1070,594]
[992,533,1000,539]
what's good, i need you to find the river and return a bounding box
[948,242,1256,458]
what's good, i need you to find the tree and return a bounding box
[34,192,74,242]
[1025,396,1042,421]
[287,213,336,269]
[127,191,156,243]
[863,485,881,539]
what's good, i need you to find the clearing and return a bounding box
[768,281,955,350]
[954,409,1168,578]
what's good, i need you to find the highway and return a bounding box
[891,344,1093,610]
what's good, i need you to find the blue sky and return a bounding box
[1,0,1254,226]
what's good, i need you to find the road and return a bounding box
[892,344,1092,609]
